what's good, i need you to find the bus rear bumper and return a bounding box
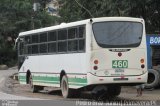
[87,72,148,86]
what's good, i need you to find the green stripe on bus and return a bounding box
[33,76,60,82]
[33,80,60,84]
[19,75,87,85]
[69,83,87,86]
[68,78,87,83]
[19,76,26,79]
[19,80,86,86]
[19,80,26,82]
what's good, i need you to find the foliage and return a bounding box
[0,0,160,66]
[0,0,59,66]
[58,0,160,34]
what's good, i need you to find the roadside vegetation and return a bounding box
[0,0,159,67]
[0,0,58,67]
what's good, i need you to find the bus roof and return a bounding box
[19,17,143,37]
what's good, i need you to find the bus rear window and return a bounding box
[93,21,143,48]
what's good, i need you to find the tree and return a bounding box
[58,0,129,22]
[58,0,160,33]
[36,0,51,11]
[0,0,59,66]
[126,0,160,34]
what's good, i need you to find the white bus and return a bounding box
[16,17,148,98]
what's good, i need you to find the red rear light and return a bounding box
[137,77,141,80]
[93,66,98,70]
[140,59,144,63]
[99,79,104,81]
[94,60,99,64]
[118,52,122,57]
[141,64,145,69]
[120,76,125,79]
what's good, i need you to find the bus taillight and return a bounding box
[93,66,98,70]
[93,60,99,70]
[140,59,144,63]
[141,64,145,69]
[140,58,145,69]
[118,52,122,57]
[94,60,99,64]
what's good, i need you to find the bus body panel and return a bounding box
[88,48,147,85]
[89,17,147,85]
[87,72,148,85]
[19,53,89,88]
[17,17,148,89]
[18,22,92,89]
[90,48,147,76]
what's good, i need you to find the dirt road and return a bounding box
[0,68,160,106]
[2,76,160,101]
[0,68,43,100]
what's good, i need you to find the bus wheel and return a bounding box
[145,69,160,89]
[108,85,121,97]
[61,75,74,98]
[29,75,38,93]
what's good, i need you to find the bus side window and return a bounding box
[68,40,78,51]
[58,29,67,52]
[79,39,85,51]
[19,42,24,55]
[32,34,39,43]
[58,29,67,40]
[78,26,85,51]
[48,31,57,41]
[19,37,24,55]
[48,43,57,53]
[40,44,47,53]
[68,28,78,52]
[48,31,57,53]
[32,45,39,54]
[58,41,67,52]
[25,36,31,44]
[27,45,32,54]
[40,33,47,43]
[68,28,77,39]
[79,26,85,38]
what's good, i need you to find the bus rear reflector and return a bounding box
[93,66,98,70]
[94,60,99,64]
[118,52,122,57]
[141,64,145,68]
[113,78,128,81]
[140,59,144,63]
[99,79,104,81]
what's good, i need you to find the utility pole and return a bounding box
[32,0,40,29]
[31,16,34,29]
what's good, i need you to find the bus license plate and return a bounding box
[115,68,124,73]
[112,60,128,68]
[113,78,128,81]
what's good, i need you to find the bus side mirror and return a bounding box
[90,19,93,23]
[14,38,19,51]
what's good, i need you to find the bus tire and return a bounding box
[157,67,160,75]
[107,85,121,97]
[145,69,160,89]
[156,68,160,88]
[61,75,74,98]
[112,85,121,96]
[29,74,42,93]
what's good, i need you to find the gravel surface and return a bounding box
[2,77,160,101]
[1,68,160,102]
[0,68,44,100]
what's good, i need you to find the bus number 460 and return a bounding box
[112,60,128,68]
